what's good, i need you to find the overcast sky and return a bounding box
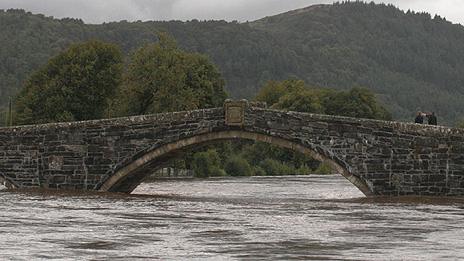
[0,0,462,25]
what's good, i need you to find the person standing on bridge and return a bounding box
[415,111,424,124]
[427,112,438,125]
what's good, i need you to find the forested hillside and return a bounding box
[1,1,464,124]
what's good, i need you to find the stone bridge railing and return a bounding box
[1,100,464,196]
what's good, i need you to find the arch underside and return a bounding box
[98,130,372,196]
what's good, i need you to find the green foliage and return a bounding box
[258,79,392,120]
[2,3,464,124]
[224,156,252,177]
[250,2,464,124]
[320,88,392,120]
[241,140,318,169]
[255,80,305,107]
[191,152,210,178]
[210,167,227,177]
[117,33,227,115]
[258,159,294,176]
[191,149,223,178]
[457,120,464,129]
[252,166,266,176]
[296,165,312,175]
[14,40,123,124]
[273,89,324,114]
[0,106,13,127]
[312,162,333,175]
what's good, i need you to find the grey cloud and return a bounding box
[0,0,462,24]
[0,0,175,23]
[169,0,332,21]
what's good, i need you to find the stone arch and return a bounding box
[98,130,373,196]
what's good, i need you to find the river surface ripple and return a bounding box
[1,175,464,260]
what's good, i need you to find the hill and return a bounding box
[1,2,464,124]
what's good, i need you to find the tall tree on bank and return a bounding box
[15,41,123,124]
[256,80,392,120]
[118,33,227,115]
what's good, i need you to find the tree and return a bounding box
[320,87,392,120]
[255,79,306,107]
[273,89,323,114]
[117,33,227,116]
[224,156,252,177]
[258,158,293,176]
[257,79,392,121]
[191,149,223,178]
[15,41,123,124]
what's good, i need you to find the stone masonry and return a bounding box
[1,100,464,196]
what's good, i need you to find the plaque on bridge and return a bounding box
[224,100,247,126]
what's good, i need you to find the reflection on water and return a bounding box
[1,175,464,260]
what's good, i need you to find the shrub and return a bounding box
[259,158,295,176]
[252,166,266,176]
[457,120,464,129]
[192,149,221,178]
[313,162,333,175]
[296,164,311,175]
[210,167,227,177]
[224,156,252,177]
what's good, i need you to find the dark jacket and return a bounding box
[415,115,424,124]
[428,115,437,125]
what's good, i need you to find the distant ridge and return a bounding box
[259,4,329,19]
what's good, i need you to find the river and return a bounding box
[1,175,463,260]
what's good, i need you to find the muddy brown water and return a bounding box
[1,175,463,260]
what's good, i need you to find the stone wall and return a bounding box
[244,106,464,196]
[0,108,225,191]
[1,100,464,196]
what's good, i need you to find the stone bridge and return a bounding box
[1,100,464,197]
